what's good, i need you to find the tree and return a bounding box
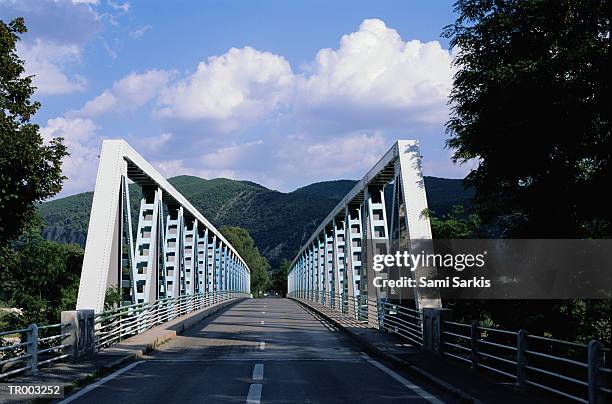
[0,18,67,245]
[0,215,83,328]
[271,259,290,296]
[443,0,610,237]
[219,226,270,296]
[426,205,481,239]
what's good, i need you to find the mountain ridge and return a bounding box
[38,175,473,266]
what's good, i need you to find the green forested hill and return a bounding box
[38,176,472,266]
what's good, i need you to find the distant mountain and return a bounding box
[38,176,472,266]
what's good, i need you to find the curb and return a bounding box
[290,297,482,404]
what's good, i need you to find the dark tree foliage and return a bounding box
[219,226,270,296]
[444,0,610,237]
[0,18,67,245]
[0,216,83,329]
[270,259,290,296]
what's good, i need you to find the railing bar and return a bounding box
[524,380,587,403]
[525,350,588,367]
[477,326,517,335]
[527,334,588,348]
[0,365,31,378]
[0,328,30,336]
[37,344,71,354]
[478,350,517,365]
[443,321,470,328]
[477,363,516,379]
[0,354,31,366]
[443,351,471,363]
[37,353,71,367]
[443,331,471,340]
[478,339,517,351]
[442,341,471,352]
[0,341,30,351]
[524,365,588,386]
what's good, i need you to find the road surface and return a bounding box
[60,298,446,403]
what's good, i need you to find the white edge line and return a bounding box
[361,355,444,404]
[59,361,142,404]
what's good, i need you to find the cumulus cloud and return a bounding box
[37,18,466,196]
[295,19,455,131]
[0,0,103,95]
[71,69,173,117]
[40,117,101,196]
[157,47,293,132]
[17,39,87,95]
[278,132,389,179]
[155,18,453,135]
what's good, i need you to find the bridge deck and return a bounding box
[60,298,445,403]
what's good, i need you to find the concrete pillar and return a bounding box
[61,309,95,360]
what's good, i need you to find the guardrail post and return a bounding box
[422,308,453,353]
[470,321,479,369]
[61,309,95,361]
[26,324,38,374]
[516,329,528,388]
[588,340,604,404]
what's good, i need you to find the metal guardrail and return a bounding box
[290,289,609,403]
[288,290,423,346]
[442,320,610,403]
[1,290,247,379]
[95,290,247,350]
[0,322,70,379]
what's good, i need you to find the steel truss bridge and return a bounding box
[0,139,609,404]
[78,140,251,313]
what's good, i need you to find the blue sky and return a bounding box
[1,0,475,197]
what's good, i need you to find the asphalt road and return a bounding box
[59,298,446,403]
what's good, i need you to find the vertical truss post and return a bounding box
[332,218,346,311]
[324,228,334,306]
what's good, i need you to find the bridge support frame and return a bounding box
[77,140,250,313]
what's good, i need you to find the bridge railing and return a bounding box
[95,290,246,350]
[0,322,71,379]
[1,290,248,380]
[442,319,610,403]
[289,290,609,403]
[288,290,424,346]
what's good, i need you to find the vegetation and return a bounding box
[38,176,473,266]
[0,18,67,246]
[444,0,610,238]
[219,226,270,297]
[0,18,77,331]
[440,0,611,343]
[270,259,290,296]
[427,205,480,239]
[0,216,83,329]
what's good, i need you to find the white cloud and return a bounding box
[296,19,455,130]
[157,47,293,132]
[107,0,129,12]
[130,24,152,39]
[40,117,101,196]
[199,140,264,168]
[17,39,87,95]
[71,69,172,117]
[279,132,389,179]
[155,19,453,136]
